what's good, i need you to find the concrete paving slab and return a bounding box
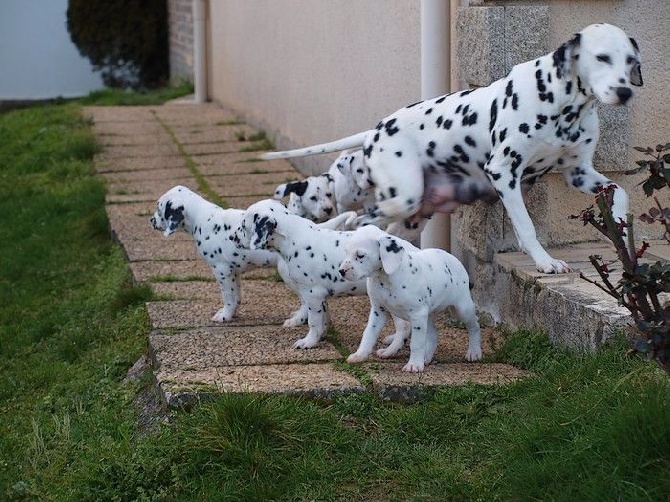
[129,260,212,283]
[97,143,180,159]
[146,294,301,329]
[153,104,241,126]
[97,132,174,147]
[191,151,264,166]
[208,172,293,198]
[124,239,199,261]
[170,124,258,144]
[221,195,273,210]
[85,106,157,122]
[180,141,254,156]
[196,158,295,176]
[105,177,198,203]
[95,155,187,173]
[99,166,192,183]
[155,364,365,407]
[150,326,342,369]
[106,203,177,243]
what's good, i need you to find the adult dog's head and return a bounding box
[151,185,193,236]
[339,225,407,280]
[553,23,642,105]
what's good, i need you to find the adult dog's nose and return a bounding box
[615,87,632,104]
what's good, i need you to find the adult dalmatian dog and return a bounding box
[261,24,643,274]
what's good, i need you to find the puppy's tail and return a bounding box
[259,131,371,160]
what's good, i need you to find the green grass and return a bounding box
[78,83,193,106]
[1,96,668,501]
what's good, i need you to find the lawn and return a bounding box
[0,93,668,501]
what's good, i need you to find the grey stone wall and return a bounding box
[168,0,194,84]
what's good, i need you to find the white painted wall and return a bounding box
[0,0,104,100]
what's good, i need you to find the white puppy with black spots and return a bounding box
[233,199,409,349]
[262,24,643,274]
[150,185,278,322]
[327,150,375,214]
[339,225,482,372]
[273,173,336,222]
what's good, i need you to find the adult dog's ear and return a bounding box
[552,32,581,79]
[251,215,278,249]
[163,200,185,236]
[629,37,643,86]
[378,235,404,275]
[274,180,308,198]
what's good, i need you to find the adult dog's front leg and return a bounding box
[564,164,629,225]
[497,183,570,273]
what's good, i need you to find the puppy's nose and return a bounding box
[150,217,157,228]
[339,268,346,277]
[615,87,632,104]
[325,207,333,215]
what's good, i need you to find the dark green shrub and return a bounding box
[573,143,670,372]
[66,0,169,89]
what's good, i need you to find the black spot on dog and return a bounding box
[436,116,443,128]
[444,119,453,130]
[385,239,402,254]
[405,100,422,109]
[519,123,530,134]
[464,135,476,148]
[395,151,403,157]
[505,80,514,97]
[462,112,478,127]
[424,108,433,115]
[435,95,447,104]
[489,99,498,131]
[384,118,400,136]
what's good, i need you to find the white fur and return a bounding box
[339,225,482,372]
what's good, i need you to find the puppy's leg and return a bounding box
[212,269,240,322]
[403,309,430,372]
[348,302,388,363]
[452,298,482,362]
[424,316,439,365]
[377,315,410,358]
[293,296,328,349]
[283,303,308,327]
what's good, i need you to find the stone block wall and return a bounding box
[168,0,194,84]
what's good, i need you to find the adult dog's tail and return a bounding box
[259,131,371,160]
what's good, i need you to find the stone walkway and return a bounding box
[86,101,533,407]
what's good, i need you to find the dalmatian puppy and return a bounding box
[261,24,643,274]
[339,225,482,372]
[327,150,375,214]
[150,185,278,322]
[233,199,410,349]
[273,173,336,222]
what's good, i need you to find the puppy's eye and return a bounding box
[356,168,364,173]
[626,56,636,65]
[596,54,611,64]
[326,193,332,197]
[309,196,318,201]
[355,252,365,260]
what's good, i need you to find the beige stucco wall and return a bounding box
[207,0,422,174]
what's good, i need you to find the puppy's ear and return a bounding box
[378,235,404,275]
[275,180,308,198]
[629,37,643,87]
[251,215,277,249]
[552,32,580,79]
[163,201,185,236]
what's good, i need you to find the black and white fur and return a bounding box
[328,150,375,214]
[233,199,410,349]
[151,185,278,322]
[339,225,482,372]
[261,24,643,274]
[273,173,336,222]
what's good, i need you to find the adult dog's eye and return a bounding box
[596,54,612,64]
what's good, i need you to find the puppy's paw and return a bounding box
[402,361,425,373]
[293,336,318,349]
[347,351,370,364]
[211,308,235,322]
[465,346,483,362]
[382,334,396,345]
[376,346,399,359]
